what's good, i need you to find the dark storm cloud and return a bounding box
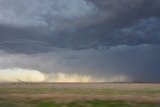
[0,0,160,49]
[0,44,160,82]
[89,0,160,27]
[66,0,160,48]
[0,0,160,82]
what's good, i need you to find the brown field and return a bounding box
[0,82,160,107]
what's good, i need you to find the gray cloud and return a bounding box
[0,0,160,82]
[0,0,97,31]
[0,0,160,49]
[0,44,160,82]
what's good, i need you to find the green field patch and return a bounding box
[0,99,159,107]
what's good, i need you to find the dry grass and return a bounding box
[0,83,160,106]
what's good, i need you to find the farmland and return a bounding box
[0,83,160,107]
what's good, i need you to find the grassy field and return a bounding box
[0,99,160,107]
[0,83,160,107]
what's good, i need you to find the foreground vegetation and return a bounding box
[0,87,160,95]
[0,99,160,107]
[0,83,160,107]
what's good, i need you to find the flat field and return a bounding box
[0,83,160,107]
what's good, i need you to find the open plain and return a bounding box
[0,83,160,107]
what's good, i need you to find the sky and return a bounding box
[0,0,160,82]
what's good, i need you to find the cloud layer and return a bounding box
[0,44,159,82]
[0,0,160,82]
[0,0,97,31]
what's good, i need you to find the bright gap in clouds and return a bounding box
[0,68,45,82]
[0,68,128,82]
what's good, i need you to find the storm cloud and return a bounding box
[0,0,160,82]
